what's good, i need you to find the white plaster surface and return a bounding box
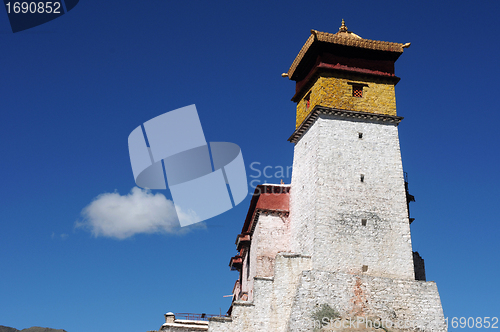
[161,115,447,332]
[290,115,414,280]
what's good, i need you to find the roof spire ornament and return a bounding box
[339,19,348,32]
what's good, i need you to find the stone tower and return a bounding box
[287,20,415,281]
[158,21,447,332]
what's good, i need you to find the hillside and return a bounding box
[0,326,67,332]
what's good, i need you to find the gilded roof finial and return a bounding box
[339,19,348,32]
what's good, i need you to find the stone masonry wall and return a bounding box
[291,114,415,280]
[208,254,445,332]
[252,213,291,278]
[289,121,320,257]
[208,254,312,332]
[287,270,446,332]
[246,213,291,301]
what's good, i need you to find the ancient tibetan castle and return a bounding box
[154,21,447,332]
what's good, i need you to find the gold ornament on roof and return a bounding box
[339,19,348,32]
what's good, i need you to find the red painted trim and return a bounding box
[240,185,290,235]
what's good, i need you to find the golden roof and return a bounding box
[286,20,410,80]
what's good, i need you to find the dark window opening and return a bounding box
[362,265,368,272]
[352,85,363,97]
[362,219,367,226]
[360,174,364,182]
[359,132,363,139]
[348,82,368,98]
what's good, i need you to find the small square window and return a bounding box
[362,265,368,272]
[353,85,363,97]
[358,133,363,139]
[361,219,367,226]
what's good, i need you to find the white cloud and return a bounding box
[76,187,201,239]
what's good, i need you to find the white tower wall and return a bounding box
[290,114,415,280]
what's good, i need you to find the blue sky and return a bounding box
[1,1,499,331]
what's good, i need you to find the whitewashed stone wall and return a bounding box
[287,270,446,332]
[291,115,415,280]
[268,254,313,331]
[289,119,320,257]
[245,212,291,301]
[208,253,312,332]
[208,253,445,332]
[205,115,447,332]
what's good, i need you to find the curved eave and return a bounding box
[287,30,409,81]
